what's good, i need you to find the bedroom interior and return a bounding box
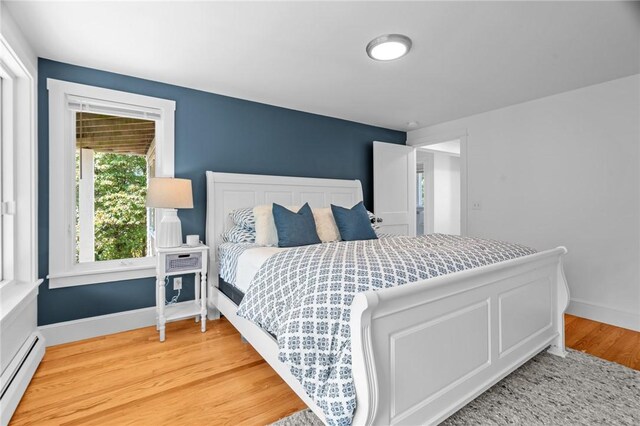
[0,1,638,425]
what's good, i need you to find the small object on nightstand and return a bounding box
[155,244,209,342]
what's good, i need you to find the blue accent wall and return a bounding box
[37,58,405,326]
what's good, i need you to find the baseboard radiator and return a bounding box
[0,332,45,426]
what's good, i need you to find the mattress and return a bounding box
[218,242,287,303]
[218,277,244,305]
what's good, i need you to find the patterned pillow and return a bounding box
[367,210,381,230]
[230,208,256,230]
[221,225,256,243]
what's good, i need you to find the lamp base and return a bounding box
[157,209,183,248]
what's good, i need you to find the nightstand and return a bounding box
[155,244,209,342]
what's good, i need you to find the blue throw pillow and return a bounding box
[331,202,378,241]
[272,203,321,247]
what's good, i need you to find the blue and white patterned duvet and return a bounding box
[237,234,535,425]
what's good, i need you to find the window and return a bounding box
[47,80,175,288]
[1,63,16,284]
[0,77,4,282]
[75,113,156,263]
[0,34,38,288]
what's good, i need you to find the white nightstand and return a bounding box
[155,244,209,342]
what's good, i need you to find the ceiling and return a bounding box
[7,1,640,131]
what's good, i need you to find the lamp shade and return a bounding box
[146,177,193,209]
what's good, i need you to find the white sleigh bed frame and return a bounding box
[205,171,569,425]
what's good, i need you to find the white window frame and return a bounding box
[47,79,175,288]
[0,68,11,283]
[0,32,38,289]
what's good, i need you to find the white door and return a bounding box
[373,141,416,236]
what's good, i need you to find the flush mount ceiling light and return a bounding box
[366,34,412,61]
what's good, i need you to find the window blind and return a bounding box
[66,95,162,121]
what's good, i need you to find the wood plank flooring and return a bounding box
[11,318,306,426]
[565,314,640,370]
[11,314,640,425]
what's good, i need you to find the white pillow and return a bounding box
[253,204,299,246]
[253,204,341,246]
[312,208,341,243]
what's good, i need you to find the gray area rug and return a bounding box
[271,349,640,425]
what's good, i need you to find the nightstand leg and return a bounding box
[194,272,200,323]
[155,277,160,330]
[158,275,166,342]
[200,271,207,332]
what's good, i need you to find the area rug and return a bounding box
[270,349,640,425]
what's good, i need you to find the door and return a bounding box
[373,141,416,236]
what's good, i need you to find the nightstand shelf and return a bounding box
[164,300,202,322]
[155,244,209,342]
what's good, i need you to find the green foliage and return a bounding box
[93,152,148,261]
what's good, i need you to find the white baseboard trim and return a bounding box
[39,301,194,346]
[567,298,640,332]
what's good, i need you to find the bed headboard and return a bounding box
[205,171,363,279]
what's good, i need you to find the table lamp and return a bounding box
[146,177,194,248]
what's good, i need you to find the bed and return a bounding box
[205,171,569,425]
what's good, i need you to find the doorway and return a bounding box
[416,140,462,236]
[372,137,467,237]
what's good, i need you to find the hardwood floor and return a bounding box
[565,314,640,370]
[11,318,306,426]
[11,314,640,425]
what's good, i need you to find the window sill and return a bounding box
[0,279,42,323]
[48,263,156,289]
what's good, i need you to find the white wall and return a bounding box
[433,154,461,235]
[408,74,640,331]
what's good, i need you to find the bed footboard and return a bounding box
[350,247,569,425]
